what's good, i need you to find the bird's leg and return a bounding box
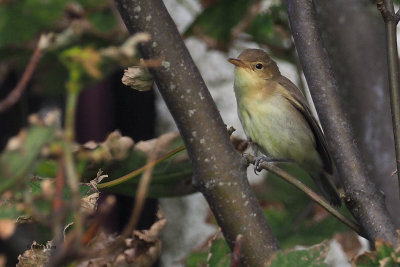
[253,156,292,174]
[247,139,292,173]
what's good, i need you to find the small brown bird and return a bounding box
[228,49,341,206]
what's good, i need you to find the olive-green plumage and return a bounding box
[228,49,341,207]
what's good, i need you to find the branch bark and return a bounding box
[114,0,279,265]
[285,0,398,244]
[313,0,400,226]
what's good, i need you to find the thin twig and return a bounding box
[377,0,400,201]
[0,34,49,113]
[81,195,116,245]
[99,138,162,255]
[243,154,365,238]
[121,139,159,237]
[52,158,66,247]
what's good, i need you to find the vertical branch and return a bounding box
[114,0,280,265]
[377,0,400,201]
[63,64,84,238]
[285,0,398,244]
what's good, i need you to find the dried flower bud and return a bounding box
[122,66,153,91]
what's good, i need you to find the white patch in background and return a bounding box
[159,194,217,267]
[324,240,351,267]
[163,0,201,32]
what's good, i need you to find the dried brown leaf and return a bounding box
[334,232,361,260]
[135,131,180,158]
[134,217,167,243]
[16,241,53,267]
[80,192,99,216]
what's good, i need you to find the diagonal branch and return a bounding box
[0,34,49,113]
[114,0,279,265]
[285,0,397,244]
[244,154,364,237]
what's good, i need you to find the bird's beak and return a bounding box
[228,58,248,69]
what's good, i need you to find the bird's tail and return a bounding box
[312,172,341,207]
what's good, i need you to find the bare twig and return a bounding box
[98,138,161,256]
[81,195,116,245]
[52,158,67,247]
[244,154,364,237]
[285,0,397,244]
[121,139,159,238]
[376,0,400,202]
[0,34,49,113]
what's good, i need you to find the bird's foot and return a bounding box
[253,156,292,174]
[254,156,272,174]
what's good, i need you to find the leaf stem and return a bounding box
[97,145,186,189]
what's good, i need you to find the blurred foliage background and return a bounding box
[0,0,385,266]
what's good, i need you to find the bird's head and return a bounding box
[228,49,280,81]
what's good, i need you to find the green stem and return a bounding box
[63,70,83,237]
[65,89,79,142]
[97,145,186,189]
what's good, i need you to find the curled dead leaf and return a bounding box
[122,66,153,92]
[134,217,167,243]
[80,192,99,216]
[135,131,180,159]
[77,131,134,162]
[16,241,53,267]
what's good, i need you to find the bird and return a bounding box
[228,48,341,207]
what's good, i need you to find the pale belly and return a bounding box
[238,95,321,167]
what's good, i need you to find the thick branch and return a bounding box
[285,0,397,244]
[114,0,279,265]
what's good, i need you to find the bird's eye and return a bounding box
[255,63,263,69]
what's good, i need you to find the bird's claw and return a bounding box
[253,156,269,175]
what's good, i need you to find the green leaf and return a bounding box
[184,0,253,47]
[247,12,290,49]
[88,10,117,33]
[353,238,400,266]
[96,135,194,198]
[267,241,329,267]
[0,125,56,193]
[208,238,231,267]
[0,0,67,47]
[186,251,208,267]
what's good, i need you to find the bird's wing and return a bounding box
[275,76,334,174]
